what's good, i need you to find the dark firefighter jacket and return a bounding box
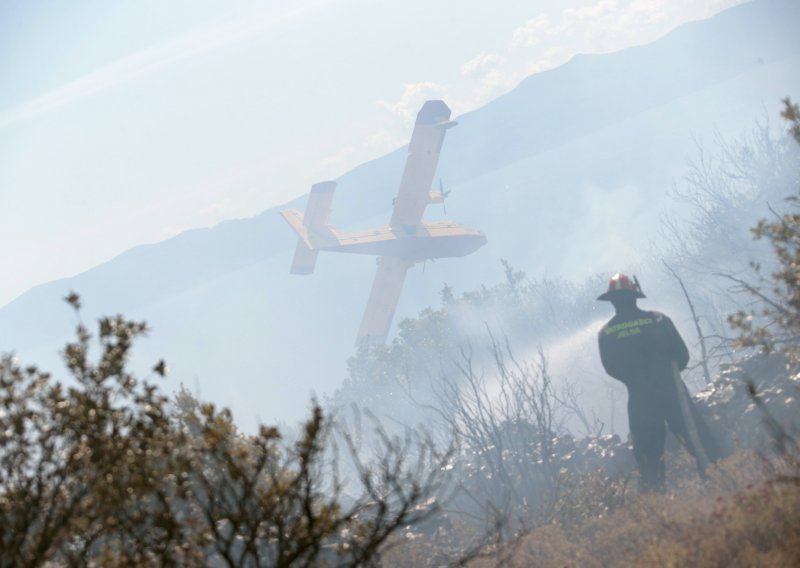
[598,307,689,393]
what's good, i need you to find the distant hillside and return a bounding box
[2,0,799,429]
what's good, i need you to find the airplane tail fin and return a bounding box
[281,181,337,275]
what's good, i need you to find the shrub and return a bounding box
[0,295,450,567]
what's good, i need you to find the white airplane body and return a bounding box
[281,100,487,346]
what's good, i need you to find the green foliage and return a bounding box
[0,295,449,567]
[728,98,800,363]
[782,97,800,145]
[0,305,193,566]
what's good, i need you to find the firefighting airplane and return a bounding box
[281,100,487,346]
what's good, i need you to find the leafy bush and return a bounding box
[0,295,450,567]
[728,99,800,364]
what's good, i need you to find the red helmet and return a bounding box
[597,273,646,301]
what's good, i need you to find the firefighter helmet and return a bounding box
[596,273,646,301]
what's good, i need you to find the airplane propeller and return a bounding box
[439,178,452,215]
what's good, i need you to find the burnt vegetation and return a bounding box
[2,100,800,566]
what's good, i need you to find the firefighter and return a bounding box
[597,273,721,492]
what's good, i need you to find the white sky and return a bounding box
[0,0,745,306]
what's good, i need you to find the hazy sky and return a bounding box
[0,0,744,306]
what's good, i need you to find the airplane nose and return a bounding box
[467,232,488,254]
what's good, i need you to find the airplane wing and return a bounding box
[356,256,415,346]
[389,100,456,228]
